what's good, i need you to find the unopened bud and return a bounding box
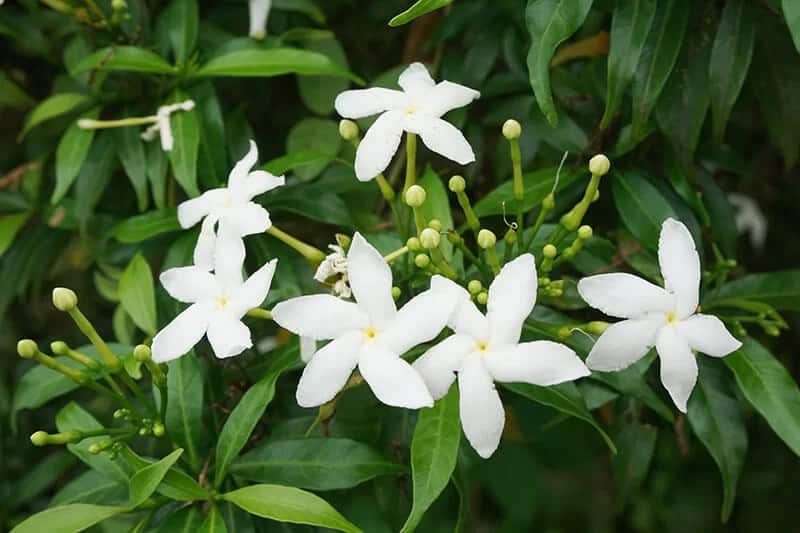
[477,229,496,249]
[419,228,441,249]
[578,225,593,240]
[133,345,152,362]
[476,291,488,305]
[587,321,609,335]
[542,193,555,210]
[448,175,466,193]
[339,119,359,141]
[17,339,38,359]
[543,244,557,258]
[428,219,442,232]
[152,422,165,437]
[30,431,49,446]
[467,280,482,295]
[52,287,78,311]
[588,154,610,176]
[111,0,127,9]
[50,341,69,355]
[504,228,517,244]
[558,326,572,340]
[406,237,421,251]
[391,286,401,300]
[405,185,427,207]
[502,119,521,140]
[414,254,431,268]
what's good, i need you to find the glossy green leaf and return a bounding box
[222,484,361,533]
[10,504,125,533]
[473,166,585,217]
[118,253,158,335]
[168,89,200,197]
[525,0,593,126]
[128,449,183,508]
[122,447,209,502]
[262,184,355,227]
[195,48,362,82]
[612,422,658,508]
[298,36,350,115]
[53,111,99,204]
[10,451,76,509]
[612,170,678,251]
[164,0,198,65]
[20,92,89,138]
[400,386,460,533]
[147,140,169,209]
[51,470,127,506]
[113,122,149,211]
[783,0,800,53]
[156,506,204,532]
[262,150,334,176]
[704,270,800,312]
[285,118,341,181]
[73,46,177,75]
[192,82,228,186]
[112,209,181,243]
[166,353,206,470]
[389,0,453,27]
[198,504,227,533]
[0,213,31,256]
[74,132,116,228]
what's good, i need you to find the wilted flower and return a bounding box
[729,193,767,251]
[248,0,272,39]
[140,99,196,151]
[314,244,351,298]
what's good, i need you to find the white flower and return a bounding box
[314,244,351,298]
[272,233,458,409]
[335,62,480,181]
[151,232,277,363]
[248,0,272,39]
[413,254,590,458]
[729,193,767,251]
[577,218,742,412]
[141,100,195,151]
[177,140,284,272]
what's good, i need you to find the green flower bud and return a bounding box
[558,326,572,340]
[139,427,151,436]
[589,154,611,176]
[477,229,497,249]
[339,119,359,141]
[419,228,441,249]
[113,409,128,419]
[17,339,38,359]
[578,225,593,240]
[391,286,402,300]
[428,219,442,231]
[538,276,550,287]
[448,175,466,193]
[414,254,431,268]
[30,431,49,446]
[764,324,780,337]
[542,193,555,210]
[476,291,488,305]
[50,341,69,355]
[467,280,483,295]
[88,443,102,455]
[587,321,609,335]
[133,344,152,362]
[153,422,165,437]
[502,119,522,140]
[543,244,557,258]
[406,237,421,251]
[504,228,517,244]
[52,287,78,312]
[111,0,127,9]
[405,185,427,207]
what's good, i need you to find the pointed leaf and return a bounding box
[114,123,149,211]
[168,89,200,197]
[119,253,158,335]
[704,270,800,312]
[10,504,125,533]
[166,353,206,470]
[20,92,89,138]
[73,46,177,75]
[129,449,184,508]
[195,48,362,82]
[52,108,100,204]
[389,0,453,27]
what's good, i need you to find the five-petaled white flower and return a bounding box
[248,0,272,39]
[177,140,284,272]
[577,218,742,412]
[335,62,480,181]
[414,254,590,458]
[152,233,277,363]
[272,233,458,409]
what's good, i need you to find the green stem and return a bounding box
[267,225,326,266]
[429,248,458,279]
[510,137,524,252]
[246,308,273,320]
[485,247,500,275]
[78,116,157,129]
[560,172,602,231]
[455,190,480,235]
[403,133,417,194]
[384,246,410,263]
[67,307,122,372]
[375,174,395,201]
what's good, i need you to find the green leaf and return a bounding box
[74,132,116,229]
[724,337,800,456]
[704,270,800,312]
[601,0,657,129]
[156,506,204,532]
[525,0,594,126]
[631,0,689,138]
[262,150,334,176]
[191,82,228,187]
[389,0,453,27]
[73,46,177,75]
[473,166,585,217]
[400,386,460,533]
[128,449,184,508]
[112,209,181,243]
[214,346,301,487]
[10,504,125,533]
[51,470,127,506]
[273,0,326,23]
[285,118,341,181]
[695,170,737,257]
[298,36,350,115]
[147,140,169,209]
[164,0,198,65]
[121,447,209,501]
[199,504,227,533]
[612,170,678,251]
[195,48,362,82]
[20,92,89,139]
[687,358,747,522]
[118,253,158,335]
[222,484,361,533]
[0,213,31,256]
[113,122,149,211]
[166,353,206,470]
[612,422,658,509]
[168,89,200,197]
[262,184,355,227]
[231,438,404,490]
[10,451,76,509]
[783,0,800,53]
[0,71,35,109]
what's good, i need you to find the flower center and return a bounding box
[363,326,379,342]
[666,311,679,325]
[216,296,229,310]
[475,340,490,353]
[223,194,233,208]
[404,105,418,116]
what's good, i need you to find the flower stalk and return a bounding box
[266,225,326,266]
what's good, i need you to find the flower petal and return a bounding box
[177,188,227,228]
[486,341,590,386]
[296,331,362,407]
[413,334,475,399]
[487,254,537,346]
[300,336,317,363]
[659,218,701,318]
[213,229,245,294]
[586,318,663,371]
[230,259,277,318]
[458,354,505,459]
[238,170,285,201]
[160,266,219,303]
[410,117,475,165]
[193,216,218,272]
[334,88,406,119]
[424,81,481,117]
[248,0,271,38]
[207,314,252,358]
[347,232,396,327]
[354,111,404,181]
[656,325,697,413]
[151,302,214,363]
[398,62,436,99]
[272,294,369,340]
[431,276,489,338]
[358,346,433,408]
[381,285,457,355]
[577,273,674,319]
[219,202,271,236]
[228,140,259,192]
[677,314,742,357]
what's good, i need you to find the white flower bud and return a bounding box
[589,154,610,176]
[502,119,521,140]
[448,175,466,193]
[339,119,359,141]
[419,228,441,249]
[477,229,496,249]
[405,185,427,207]
[52,287,78,312]
[17,339,38,359]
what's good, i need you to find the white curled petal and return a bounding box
[586,318,663,371]
[424,81,481,117]
[487,254,537,346]
[677,314,742,357]
[656,325,698,413]
[659,218,701,318]
[239,170,285,201]
[458,354,505,459]
[193,216,218,272]
[300,336,317,363]
[577,273,674,319]
[159,266,219,303]
[358,346,433,408]
[219,202,271,237]
[248,0,271,38]
[228,140,259,192]
[213,229,245,294]
[272,294,369,340]
[347,233,396,326]
[381,287,458,355]
[413,334,474,399]
[398,62,436,98]
[334,88,406,119]
[177,188,227,228]
[354,111,404,181]
[296,331,362,407]
[151,301,215,363]
[230,259,277,318]
[410,117,475,165]
[431,276,489,338]
[158,113,173,151]
[207,314,252,358]
[486,341,590,386]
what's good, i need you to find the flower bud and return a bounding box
[558,326,572,340]
[406,237,421,251]
[52,287,78,312]
[133,344,152,362]
[419,228,441,249]
[467,280,483,295]
[30,431,49,446]
[153,422,166,437]
[391,286,401,300]
[502,119,522,140]
[111,0,127,9]
[543,244,557,258]
[542,193,555,210]
[405,185,427,207]
[50,341,69,355]
[414,254,431,268]
[339,119,359,141]
[448,175,466,193]
[428,219,442,231]
[504,228,517,244]
[476,291,488,305]
[17,339,38,359]
[477,229,496,249]
[538,276,550,287]
[587,321,609,335]
[589,154,610,176]
[578,225,593,240]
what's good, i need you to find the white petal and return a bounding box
[207,314,252,358]
[413,334,475,399]
[577,273,674,319]
[381,286,457,355]
[228,140,259,192]
[409,117,475,165]
[486,341,590,386]
[296,331,362,407]
[158,113,173,151]
[151,302,214,363]
[347,233,396,326]
[677,314,742,357]
[237,170,284,201]
[300,336,317,363]
[272,294,369,340]
[334,88,406,119]
[659,218,701,318]
[219,202,271,236]
[487,254,537,346]
[656,325,697,413]
[193,216,217,272]
[159,266,219,303]
[248,0,271,38]
[458,354,505,459]
[586,318,663,371]
[230,259,277,318]
[398,62,436,98]
[431,276,489,338]
[424,81,481,117]
[354,111,404,181]
[358,346,433,408]
[213,229,245,294]
[177,189,226,228]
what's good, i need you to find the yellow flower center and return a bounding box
[404,105,418,116]
[216,296,229,310]
[666,311,679,325]
[363,326,378,341]
[475,340,489,353]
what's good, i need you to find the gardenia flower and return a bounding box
[272,233,458,409]
[177,140,284,272]
[151,232,277,362]
[414,254,590,458]
[248,0,272,39]
[314,244,351,298]
[141,99,195,151]
[335,62,480,181]
[577,218,742,412]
